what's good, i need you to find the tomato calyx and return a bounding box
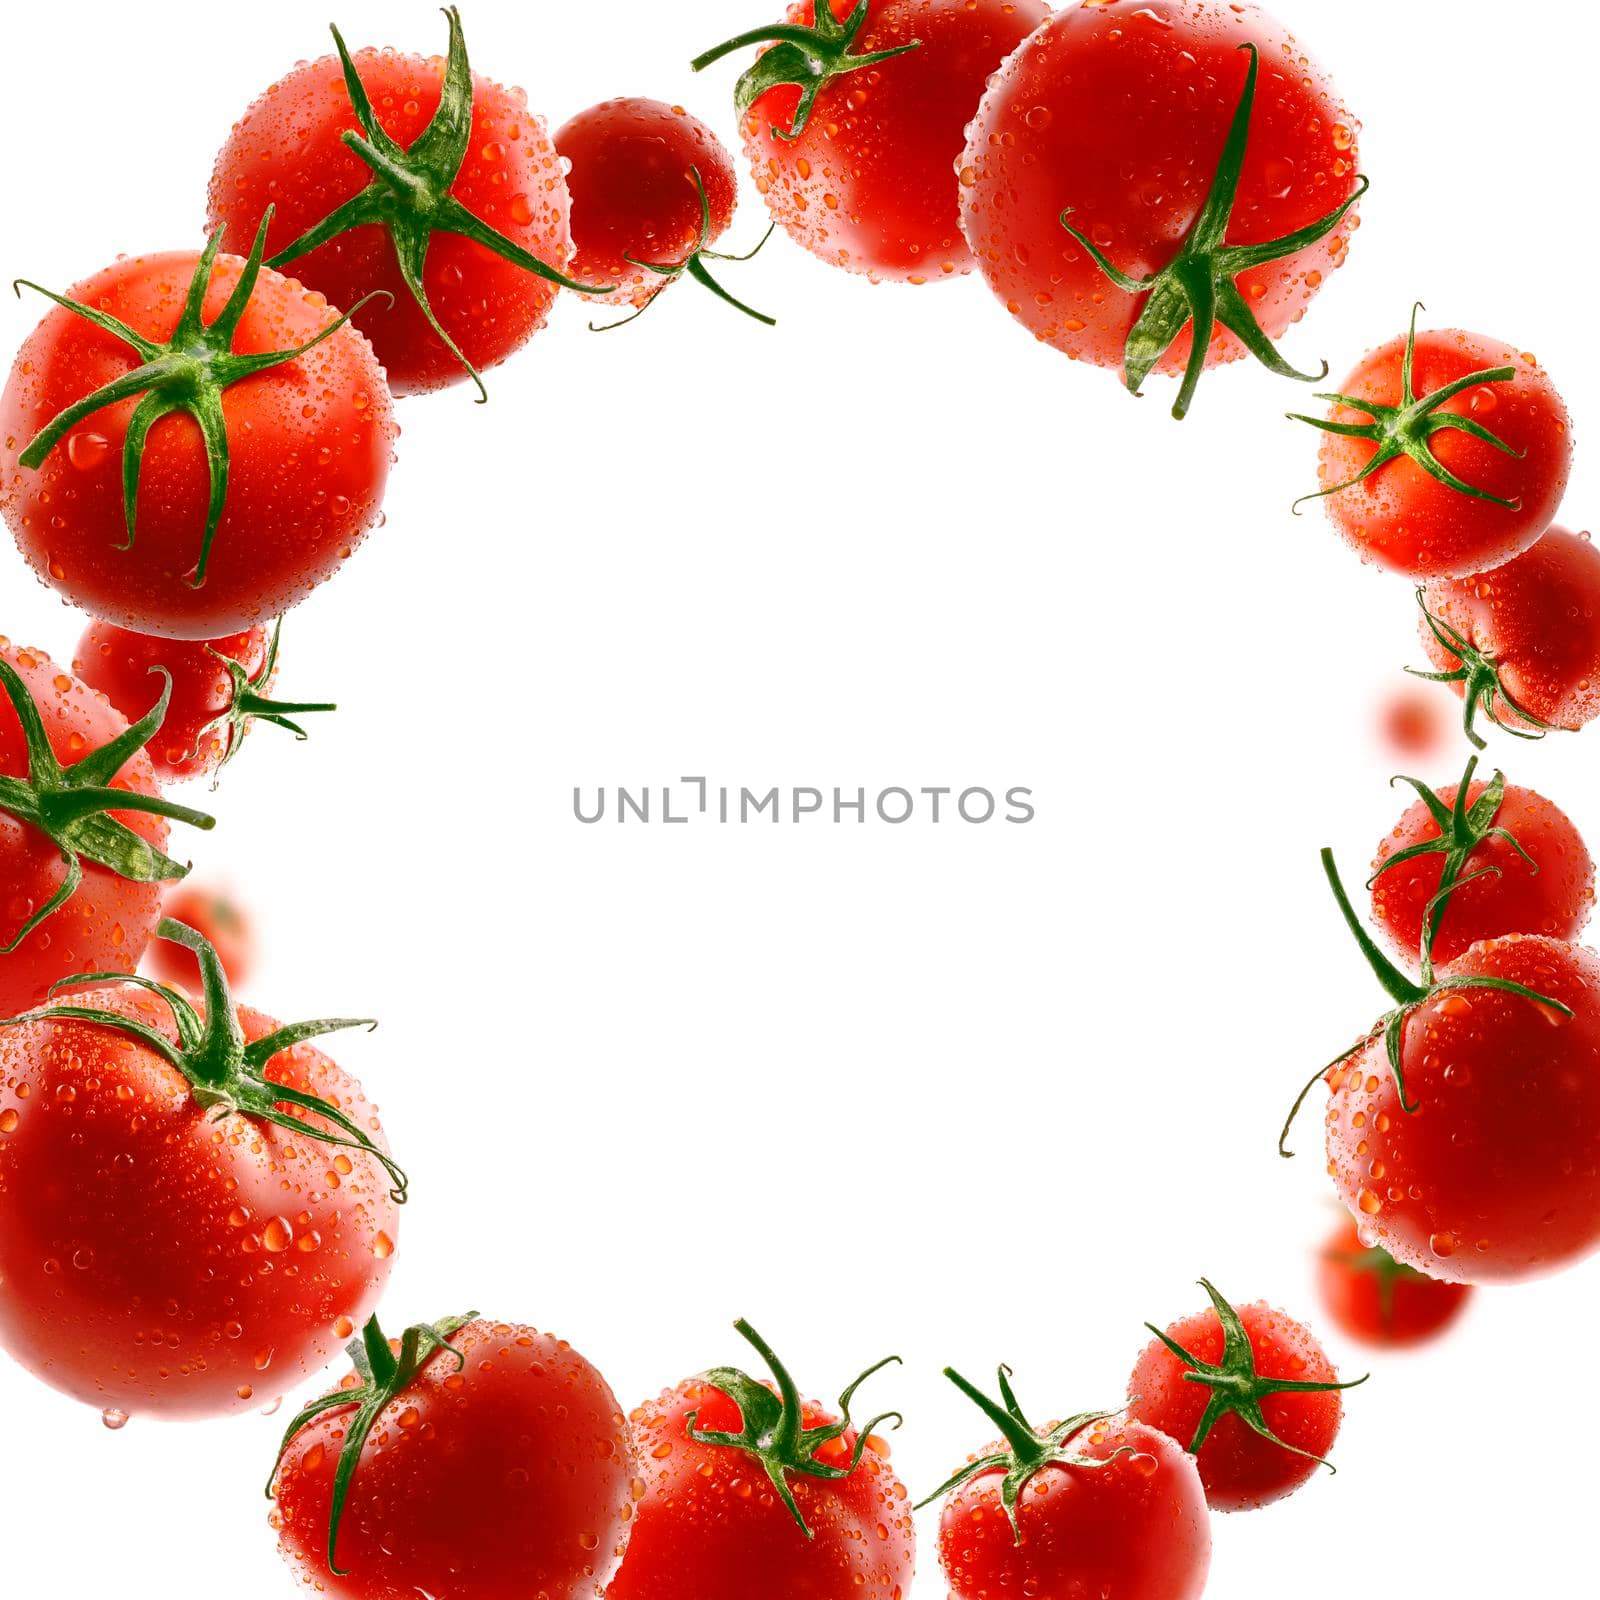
[916,1367,1124,1544]
[269,1310,475,1576]
[691,0,921,143]
[0,658,215,953]
[1059,43,1367,422]
[197,620,337,788]
[1279,848,1572,1154]
[1323,1242,1429,1329]
[266,8,608,401]
[590,168,777,333]
[686,1318,902,1537]
[1147,1280,1367,1471]
[2,916,407,1200]
[1290,304,1526,514]
[1409,592,1562,751]
[1368,754,1536,969]
[14,216,390,589]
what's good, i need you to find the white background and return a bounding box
[2,2,1596,1595]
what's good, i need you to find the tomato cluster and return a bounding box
[0,2,1593,1598]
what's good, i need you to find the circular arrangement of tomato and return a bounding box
[0,642,180,1016]
[0,943,399,1418]
[1371,774,1592,966]
[208,12,576,395]
[709,0,1048,284]
[272,1317,632,1598]
[1128,1288,1352,1512]
[148,882,257,991]
[1419,526,1600,736]
[1306,326,1572,579]
[1325,934,1600,1285]
[1316,1218,1473,1350]
[959,1,1362,400]
[0,249,395,640]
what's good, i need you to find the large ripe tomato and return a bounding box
[927,1368,1211,1600]
[696,0,1047,284]
[0,236,395,640]
[0,920,400,1418]
[1323,932,1600,1285]
[148,882,257,992]
[75,619,334,785]
[556,98,773,327]
[1370,758,1592,969]
[959,1,1364,417]
[608,1321,915,1600]
[1296,312,1573,578]
[1417,526,1600,745]
[271,1314,633,1598]
[1127,1281,1358,1512]
[208,8,582,397]
[1315,1218,1473,1350]
[0,640,213,1018]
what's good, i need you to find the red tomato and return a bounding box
[609,1321,914,1600]
[208,9,584,397]
[556,97,774,328]
[1127,1281,1358,1512]
[959,1,1363,417]
[148,883,257,991]
[1370,759,1592,969]
[0,920,400,1418]
[1295,313,1573,578]
[0,640,214,1018]
[1316,1219,1473,1350]
[75,619,334,785]
[0,236,395,641]
[695,0,1048,283]
[926,1368,1210,1600]
[1417,526,1600,745]
[1376,684,1451,761]
[271,1314,632,1597]
[1324,932,1600,1285]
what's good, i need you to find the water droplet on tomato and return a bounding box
[101,1408,129,1431]
[67,431,110,471]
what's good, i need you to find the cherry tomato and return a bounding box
[1370,758,1592,968]
[271,1314,632,1598]
[926,1368,1211,1600]
[1315,1218,1473,1350]
[959,1,1363,417]
[556,97,775,328]
[1296,312,1573,579]
[1324,932,1600,1285]
[209,9,583,397]
[0,236,395,641]
[696,0,1047,283]
[0,920,401,1418]
[148,883,256,991]
[1418,526,1600,745]
[0,641,213,1018]
[1127,1281,1358,1512]
[75,619,334,785]
[608,1321,914,1600]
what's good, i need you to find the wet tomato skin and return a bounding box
[959,1,1360,373]
[1371,780,1593,968]
[1420,526,1600,733]
[1315,1219,1473,1350]
[557,98,739,308]
[1128,1302,1343,1511]
[0,641,168,1018]
[743,0,1048,283]
[0,985,398,1417]
[608,1378,915,1600]
[1316,333,1572,580]
[0,251,394,640]
[936,1418,1210,1600]
[209,44,573,395]
[1325,935,1600,1285]
[272,1320,633,1600]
